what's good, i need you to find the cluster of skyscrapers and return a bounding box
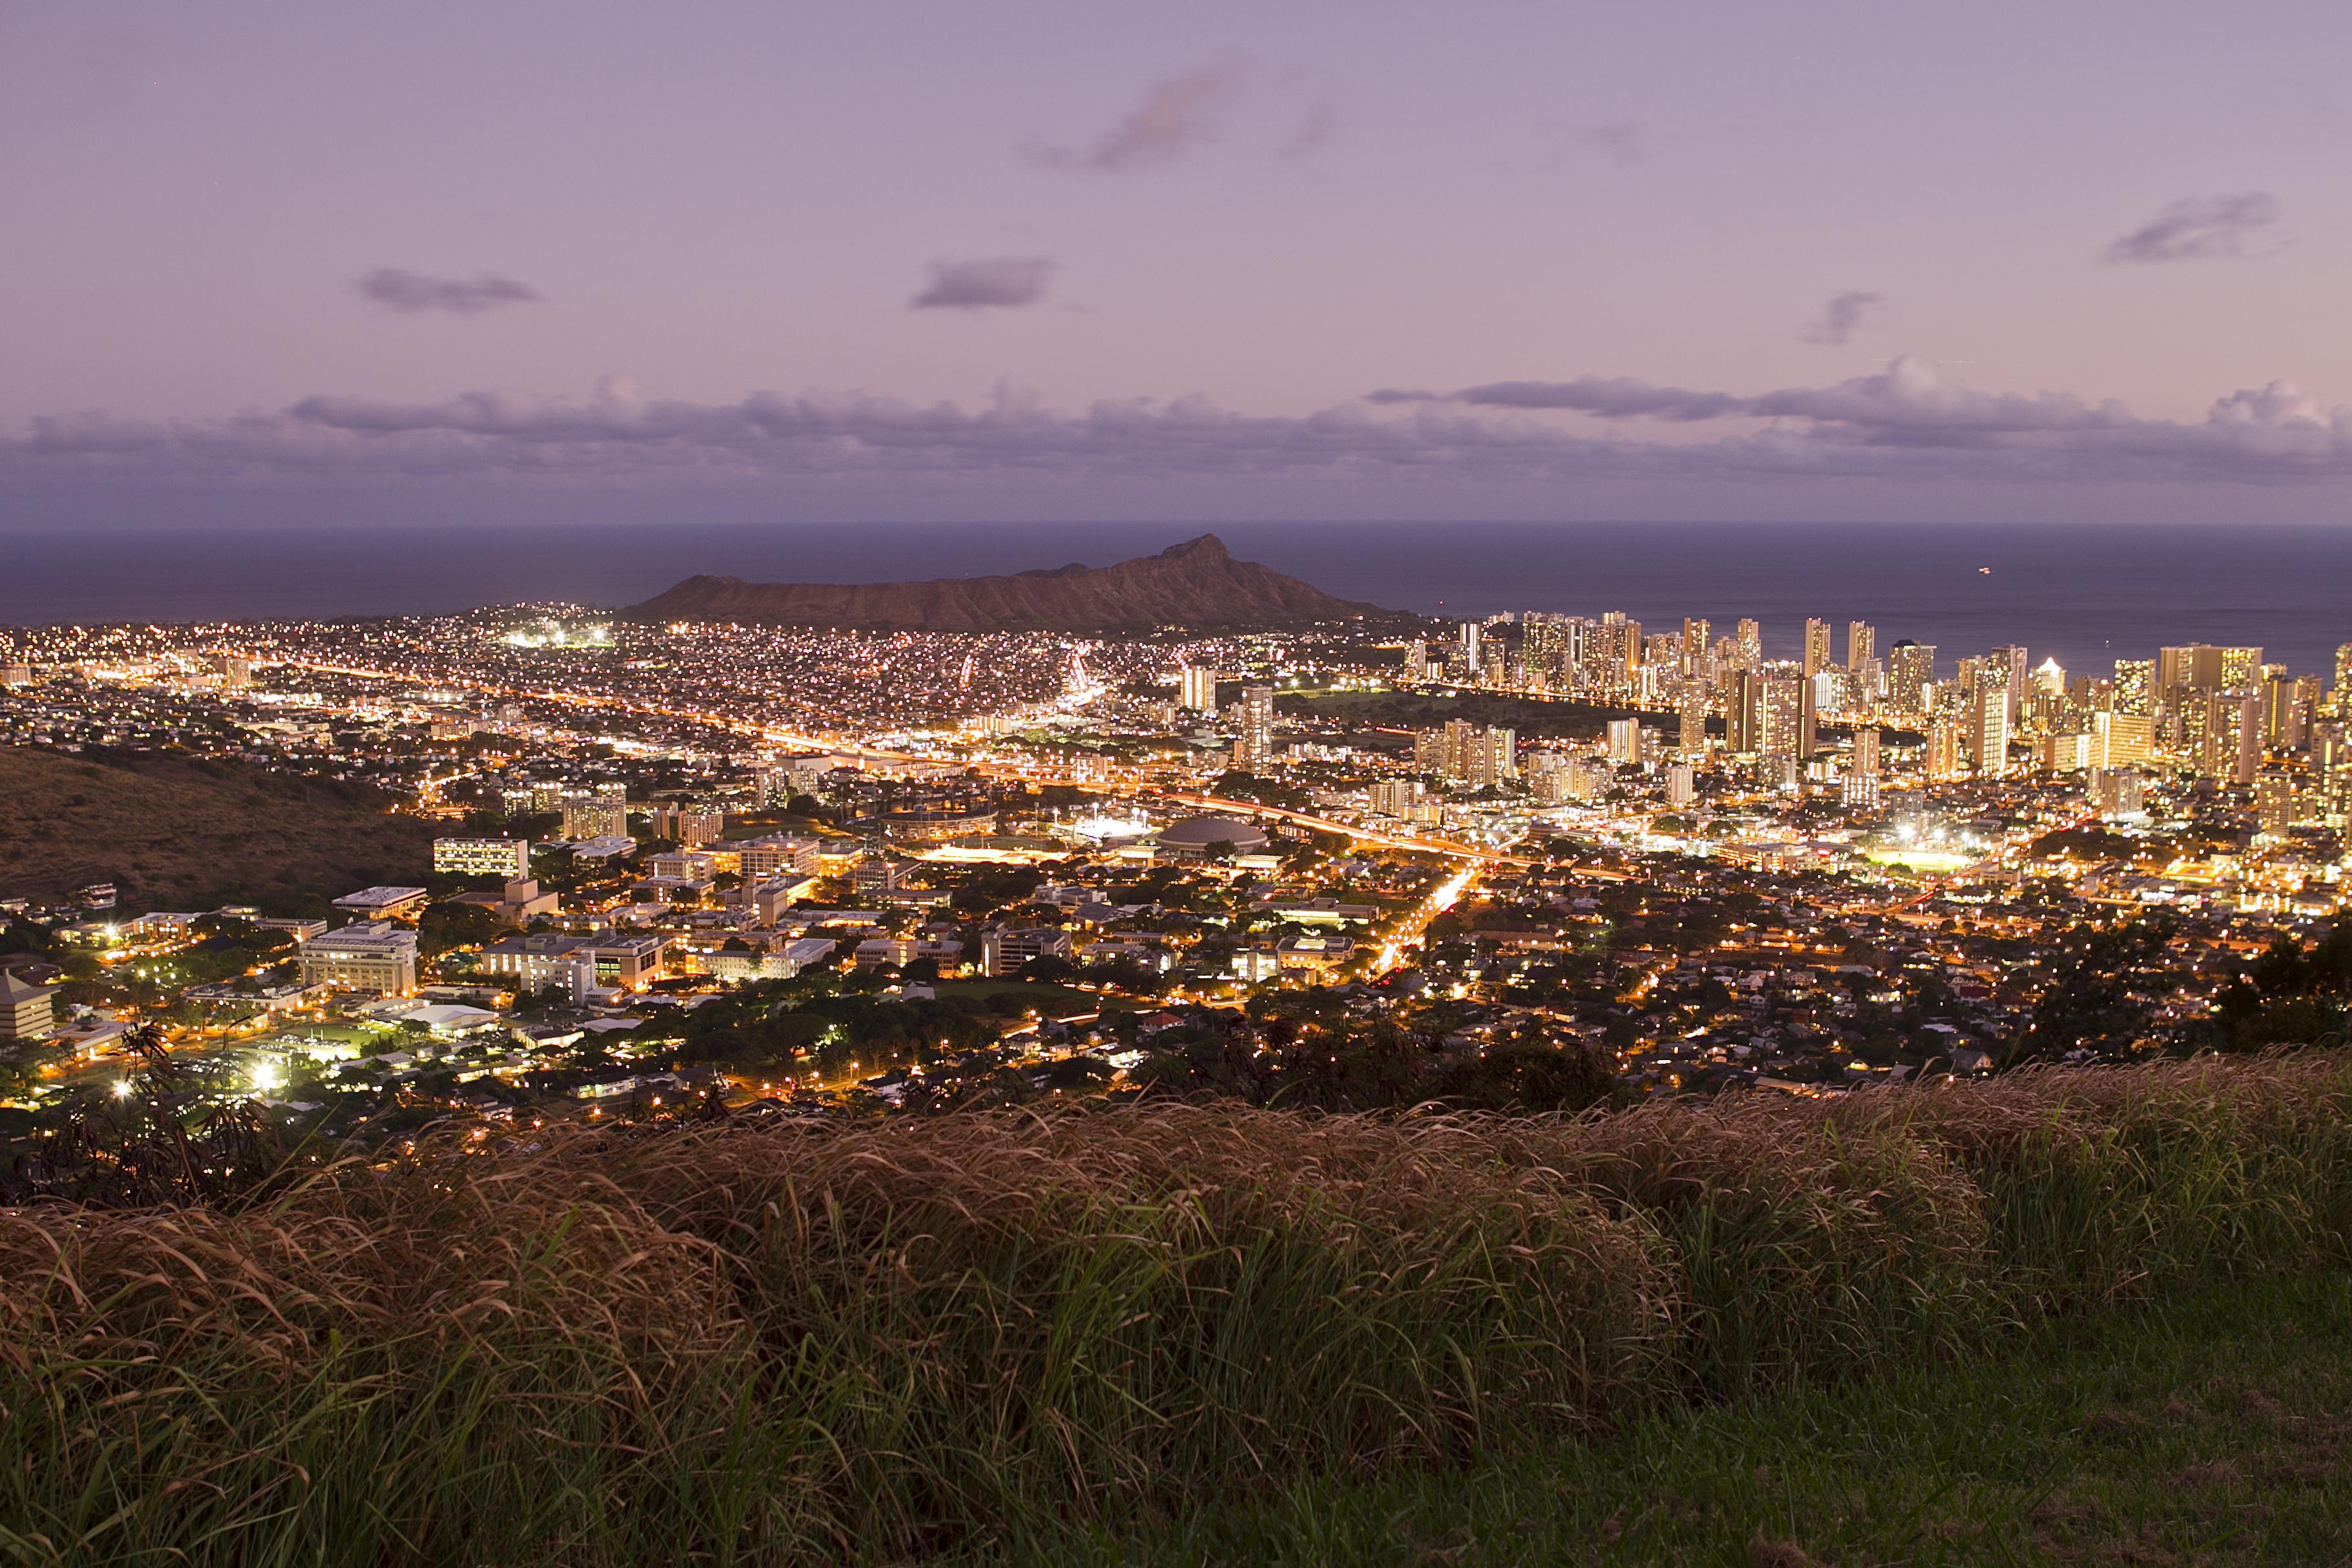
[1405,615,2352,827]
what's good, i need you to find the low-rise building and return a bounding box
[476,933,597,991]
[450,878,561,924]
[1275,935,1357,974]
[854,937,918,969]
[477,929,670,991]
[735,834,824,878]
[434,838,533,879]
[297,922,420,995]
[1,969,58,1041]
[981,925,1074,977]
[703,935,837,984]
[1262,898,1380,926]
[633,874,717,906]
[653,805,725,847]
[496,878,560,921]
[125,911,204,940]
[851,854,917,896]
[741,876,822,924]
[332,886,430,921]
[646,849,717,880]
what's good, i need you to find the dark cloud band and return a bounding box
[6,358,2351,491]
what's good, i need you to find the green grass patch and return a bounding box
[293,1023,391,1045]
[1022,1270,2352,1567]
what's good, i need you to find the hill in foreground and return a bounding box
[6,1054,2348,1563]
[0,746,438,911]
[632,533,1392,631]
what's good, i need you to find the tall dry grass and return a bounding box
[6,1054,2352,1564]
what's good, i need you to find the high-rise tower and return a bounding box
[1846,620,1874,674]
[1802,619,1832,678]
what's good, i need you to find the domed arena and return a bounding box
[1152,814,1272,856]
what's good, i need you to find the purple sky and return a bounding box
[6,0,2352,527]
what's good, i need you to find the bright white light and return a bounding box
[1069,811,1151,843]
[111,1080,135,1099]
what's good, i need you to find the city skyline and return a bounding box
[10,517,2352,682]
[10,3,2352,526]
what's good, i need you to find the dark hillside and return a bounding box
[0,746,437,910]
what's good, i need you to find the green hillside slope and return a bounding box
[0,745,437,911]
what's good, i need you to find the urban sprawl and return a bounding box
[4,603,2346,1140]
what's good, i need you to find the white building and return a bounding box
[297,922,419,995]
[476,929,668,991]
[1607,718,1642,765]
[706,936,837,984]
[655,805,725,847]
[561,797,630,840]
[1,970,57,1041]
[736,834,823,878]
[433,838,532,879]
[331,886,430,920]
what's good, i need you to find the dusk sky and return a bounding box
[8,1,2352,527]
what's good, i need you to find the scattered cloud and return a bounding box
[2101,193,2282,264]
[1800,290,1883,346]
[1275,101,1338,160]
[1497,120,1649,178]
[355,267,542,314]
[11,359,2352,493]
[1026,61,1245,173]
[911,257,1054,310]
[1576,121,1646,167]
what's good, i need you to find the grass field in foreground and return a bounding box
[1025,1270,2352,1567]
[15,1055,2352,1565]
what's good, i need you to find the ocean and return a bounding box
[4,519,2348,678]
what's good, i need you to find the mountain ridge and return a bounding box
[630,535,1392,631]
